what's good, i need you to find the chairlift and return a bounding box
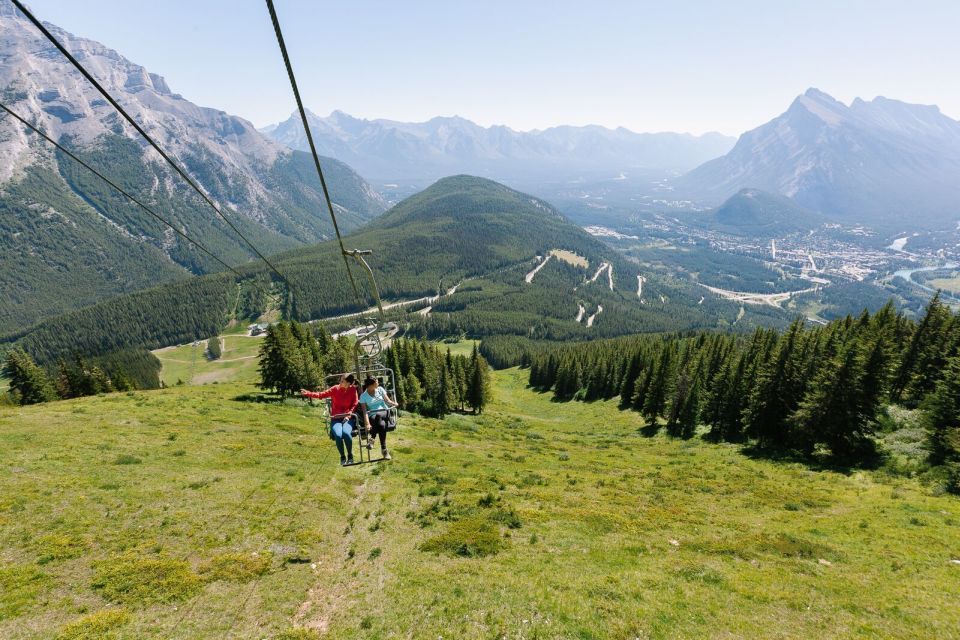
[317,363,398,464]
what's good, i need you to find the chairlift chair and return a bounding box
[318,364,398,464]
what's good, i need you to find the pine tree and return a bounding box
[923,355,960,493]
[468,344,492,414]
[791,342,872,461]
[452,356,467,411]
[641,346,673,424]
[207,336,222,360]
[891,294,953,405]
[87,366,114,395]
[743,320,805,449]
[436,361,454,417]
[55,359,83,399]
[388,343,406,408]
[676,377,701,439]
[3,350,56,405]
[665,370,691,437]
[257,322,323,396]
[403,374,424,413]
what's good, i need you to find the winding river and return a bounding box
[892,263,959,299]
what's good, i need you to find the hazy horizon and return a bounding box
[14,0,960,136]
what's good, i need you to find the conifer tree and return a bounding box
[676,377,701,439]
[791,342,872,460]
[923,355,960,493]
[743,320,805,449]
[641,346,673,424]
[207,336,222,360]
[892,294,952,405]
[257,321,323,396]
[3,349,56,405]
[627,360,650,412]
[436,361,454,417]
[665,370,692,437]
[468,344,492,414]
[388,344,406,408]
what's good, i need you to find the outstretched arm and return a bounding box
[301,387,333,400]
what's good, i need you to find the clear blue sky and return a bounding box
[20,0,960,135]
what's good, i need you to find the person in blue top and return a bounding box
[360,376,398,459]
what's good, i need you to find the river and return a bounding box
[892,263,959,299]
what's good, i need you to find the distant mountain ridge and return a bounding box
[10,176,747,364]
[263,109,735,181]
[0,3,385,331]
[677,88,960,228]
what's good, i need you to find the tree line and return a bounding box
[3,348,161,405]
[528,296,960,492]
[385,339,492,418]
[256,323,494,418]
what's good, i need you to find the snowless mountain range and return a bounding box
[264,90,960,229]
[4,0,960,332]
[263,109,737,182]
[0,3,384,330]
[678,88,960,228]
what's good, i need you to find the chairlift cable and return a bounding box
[0,101,281,305]
[10,0,295,295]
[264,0,365,311]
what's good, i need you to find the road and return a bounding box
[699,283,820,308]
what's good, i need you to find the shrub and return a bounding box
[273,630,321,640]
[0,563,50,620]
[419,516,504,557]
[91,555,201,605]
[35,533,86,564]
[199,552,272,582]
[55,609,130,640]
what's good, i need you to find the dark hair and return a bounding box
[364,376,377,388]
[342,373,355,383]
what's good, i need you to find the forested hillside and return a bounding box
[7,176,767,365]
[0,5,385,332]
[524,295,960,489]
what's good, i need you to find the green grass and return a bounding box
[1,369,958,638]
[927,275,960,294]
[153,335,263,387]
[436,339,480,358]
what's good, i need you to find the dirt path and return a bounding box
[588,262,609,284]
[524,255,552,283]
[586,305,603,327]
[295,477,376,632]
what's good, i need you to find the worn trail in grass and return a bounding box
[1,370,959,639]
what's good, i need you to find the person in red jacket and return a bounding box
[301,373,359,465]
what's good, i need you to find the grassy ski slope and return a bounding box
[1,368,958,638]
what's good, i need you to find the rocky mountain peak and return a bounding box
[678,89,960,228]
[788,87,849,126]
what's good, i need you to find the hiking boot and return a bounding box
[347,457,355,465]
[382,449,391,460]
[340,458,347,466]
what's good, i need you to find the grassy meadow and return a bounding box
[153,335,263,387]
[1,360,959,638]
